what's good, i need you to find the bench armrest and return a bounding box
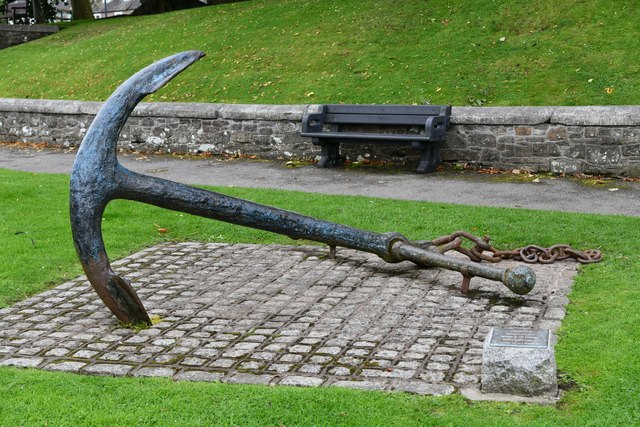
[425,116,448,141]
[302,106,327,134]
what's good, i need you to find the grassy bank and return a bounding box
[1,168,639,425]
[0,0,638,106]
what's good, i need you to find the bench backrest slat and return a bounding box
[325,104,449,116]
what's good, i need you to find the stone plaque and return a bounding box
[490,328,549,349]
[482,328,557,397]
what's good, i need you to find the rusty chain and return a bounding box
[424,230,602,265]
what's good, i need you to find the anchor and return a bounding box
[70,51,535,325]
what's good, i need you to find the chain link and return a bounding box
[426,231,602,265]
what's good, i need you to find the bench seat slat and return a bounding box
[324,113,435,126]
[301,132,430,142]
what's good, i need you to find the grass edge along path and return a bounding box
[0,168,639,425]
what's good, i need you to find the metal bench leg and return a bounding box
[417,144,440,174]
[317,142,342,168]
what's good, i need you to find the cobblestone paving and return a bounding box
[0,243,577,395]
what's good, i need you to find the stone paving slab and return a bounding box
[0,242,578,395]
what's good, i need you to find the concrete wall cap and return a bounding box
[0,99,220,118]
[216,104,310,121]
[0,98,102,115]
[1,99,640,126]
[550,106,640,126]
[452,107,554,125]
[131,102,220,119]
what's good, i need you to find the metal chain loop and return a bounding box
[428,231,602,265]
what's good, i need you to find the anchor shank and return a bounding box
[116,166,406,262]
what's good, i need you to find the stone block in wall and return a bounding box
[500,158,548,172]
[496,142,519,158]
[522,136,546,144]
[549,159,584,174]
[274,121,299,133]
[479,148,501,163]
[599,136,625,146]
[497,136,515,145]
[622,144,640,157]
[596,127,625,145]
[564,145,585,159]
[546,126,568,141]
[628,162,640,176]
[585,147,622,166]
[242,123,258,132]
[468,133,497,148]
[253,135,270,145]
[230,131,254,143]
[623,128,640,140]
[567,126,584,139]
[598,127,623,138]
[585,128,598,138]
[514,143,535,158]
[443,130,468,149]
[532,124,550,136]
[532,143,560,157]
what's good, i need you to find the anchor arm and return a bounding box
[390,241,535,295]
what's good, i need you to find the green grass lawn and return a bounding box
[1,168,639,425]
[0,0,638,106]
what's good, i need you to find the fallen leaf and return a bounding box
[153,224,169,233]
[605,87,614,94]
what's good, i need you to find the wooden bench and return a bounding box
[301,104,451,173]
[4,3,29,24]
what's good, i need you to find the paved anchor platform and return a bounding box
[0,242,577,395]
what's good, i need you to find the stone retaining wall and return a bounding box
[1,98,639,175]
[0,24,59,49]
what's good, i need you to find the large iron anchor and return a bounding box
[70,51,535,325]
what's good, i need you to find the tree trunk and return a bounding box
[31,0,45,23]
[70,0,94,20]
